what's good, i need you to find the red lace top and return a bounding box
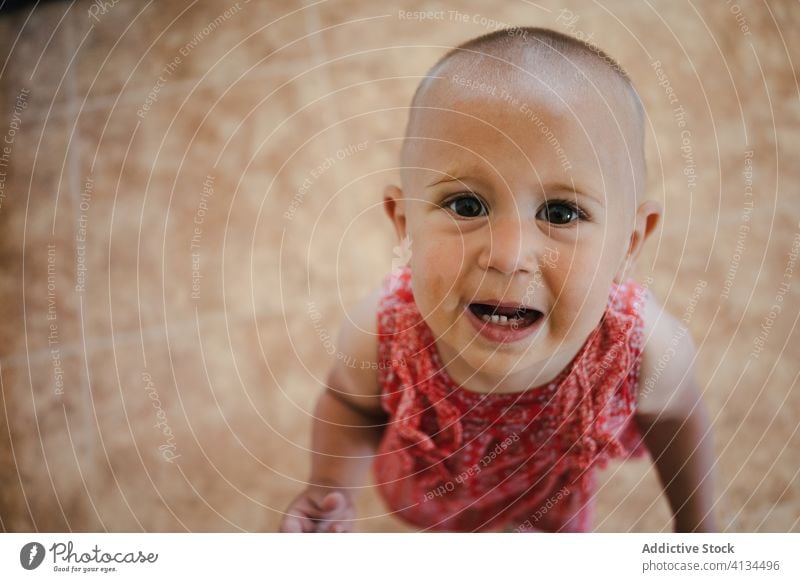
[372,267,649,532]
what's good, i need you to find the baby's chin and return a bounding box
[460,345,550,378]
[435,328,549,378]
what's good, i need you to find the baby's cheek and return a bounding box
[545,251,611,337]
[410,241,463,314]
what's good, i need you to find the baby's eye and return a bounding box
[446,194,487,218]
[536,201,584,225]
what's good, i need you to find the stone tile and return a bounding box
[73,0,314,102]
[714,362,800,522]
[0,354,93,532]
[0,2,74,118]
[83,327,253,531]
[355,481,416,532]
[82,307,343,531]
[593,459,673,532]
[0,16,10,121]
[0,112,81,360]
[732,500,800,532]
[311,0,546,65]
[73,74,335,339]
[283,52,410,306]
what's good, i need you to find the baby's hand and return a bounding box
[280,486,355,533]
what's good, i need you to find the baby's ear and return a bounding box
[614,199,662,284]
[383,185,407,241]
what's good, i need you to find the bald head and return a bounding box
[412,28,642,112]
[401,27,646,201]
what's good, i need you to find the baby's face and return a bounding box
[388,66,650,379]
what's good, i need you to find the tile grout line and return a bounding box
[302,1,352,187]
[10,7,338,533]
[17,58,313,126]
[64,9,97,532]
[72,60,317,117]
[0,308,282,368]
[1,277,358,372]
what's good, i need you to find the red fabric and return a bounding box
[372,267,648,532]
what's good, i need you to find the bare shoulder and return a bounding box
[325,285,385,417]
[636,291,701,421]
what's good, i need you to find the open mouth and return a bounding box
[467,303,543,329]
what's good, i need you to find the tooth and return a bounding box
[491,314,500,324]
[481,314,491,322]
[499,315,508,324]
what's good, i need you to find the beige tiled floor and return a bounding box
[0,0,798,532]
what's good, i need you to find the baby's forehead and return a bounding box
[406,61,639,175]
[415,48,641,138]
[401,54,644,207]
[421,52,637,126]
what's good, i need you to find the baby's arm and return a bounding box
[280,288,386,532]
[634,294,717,532]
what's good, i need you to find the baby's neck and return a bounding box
[436,341,583,395]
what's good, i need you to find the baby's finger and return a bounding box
[319,491,348,513]
[316,518,351,533]
[281,512,315,533]
[281,515,302,533]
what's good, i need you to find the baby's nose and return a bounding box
[477,218,539,275]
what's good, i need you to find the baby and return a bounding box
[281,27,716,532]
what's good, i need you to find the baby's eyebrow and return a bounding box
[546,181,605,206]
[423,160,490,188]
[425,172,486,188]
[426,175,461,187]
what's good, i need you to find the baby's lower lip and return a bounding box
[464,305,543,344]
